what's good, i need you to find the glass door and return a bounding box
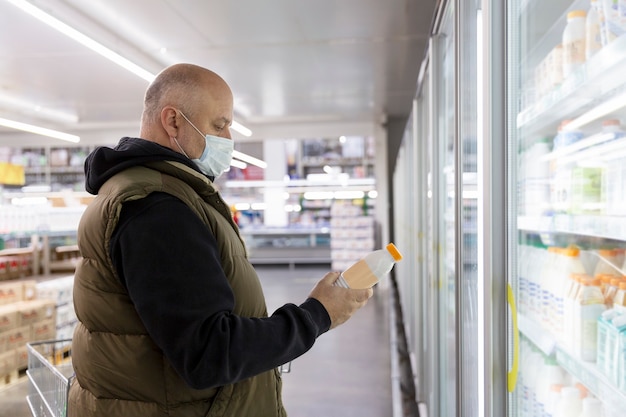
[508,0,626,416]
[432,5,457,415]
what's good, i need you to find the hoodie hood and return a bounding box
[84,137,203,194]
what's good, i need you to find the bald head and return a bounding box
[139,63,233,145]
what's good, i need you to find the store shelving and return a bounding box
[518,312,626,414]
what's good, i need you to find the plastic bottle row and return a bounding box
[519,243,626,394]
[524,0,626,110]
[519,338,609,417]
[519,118,626,217]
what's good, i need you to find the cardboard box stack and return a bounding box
[330,201,376,272]
[36,276,76,341]
[0,280,56,383]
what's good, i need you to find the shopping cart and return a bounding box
[26,339,74,417]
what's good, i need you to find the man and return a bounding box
[68,63,373,417]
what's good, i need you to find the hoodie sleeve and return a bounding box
[110,192,331,389]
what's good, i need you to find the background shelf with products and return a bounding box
[330,200,377,272]
[240,228,331,269]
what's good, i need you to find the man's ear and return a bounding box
[161,106,179,138]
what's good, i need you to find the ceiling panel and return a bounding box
[0,0,436,147]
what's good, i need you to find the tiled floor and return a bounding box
[0,265,392,417]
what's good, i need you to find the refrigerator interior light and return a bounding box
[563,89,626,131]
[0,117,80,143]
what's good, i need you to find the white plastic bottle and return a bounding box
[524,138,552,216]
[601,0,626,43]
[587,0,604,59]
[536,357,565,415]
[335,243,403,289]
[594,248,622,277]
[556,247,587,341]
[578,397,603,417]
[555,386,582,417]
[563,10,587,78]
[574,277,606,361]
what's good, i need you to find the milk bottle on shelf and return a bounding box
[579,397,603,417]
[573,277,606,361]
[614,281,626,314]
[587,0,604,59]
[594,248,622,277]
[564,274,584,349]
[537,357,565,415]
[524,138,552,216]
[563,10,587,78]
[601,0,626,43]
[604,277,623,308]
[555,386,582,417]
[556,247,587,341]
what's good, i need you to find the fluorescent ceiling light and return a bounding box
[6,0,254,135]
[334,191,365,200]
[232,150,267,169]
[0,117,80,143]
[0,94,78,123]
[231,121,252,137]
[229,159,247,169]
[6,0,155,82]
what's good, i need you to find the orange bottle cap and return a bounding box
[386,243,403,261]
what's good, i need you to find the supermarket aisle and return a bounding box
[0,265,392,417]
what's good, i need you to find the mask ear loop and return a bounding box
[172,136,190,158]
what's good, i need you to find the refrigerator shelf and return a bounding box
[517,34,626,135]
[518,215,626,241]
[517,313,556,356]
[518,313,626,414]
[556,346,626,415]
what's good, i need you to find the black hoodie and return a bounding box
[83,137,331,389]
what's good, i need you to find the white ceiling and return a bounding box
[0,0,437,148]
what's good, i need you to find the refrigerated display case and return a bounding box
[392,1,482,415]
[508,0,626,415]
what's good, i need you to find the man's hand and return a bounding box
[308,272,374,329]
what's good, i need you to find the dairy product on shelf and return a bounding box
[551,121,585,214]
[573,277,606,361]
[555,386,582,417]
[596,309,622,377]
[564,274,584,349]
[570,166,604,214]
[563,10,587,78]
[601,118,626,138]
[554,247,587,341]
[553,120,585,149]
[523,138,552,216]
[601,0,626,43]
[593,248,622,277]
[603,155,626,216]
[537,357,566,415]
[614,281,626,314]
[587,0,604,59]
[604,277,623,308]
[579,397,603,417]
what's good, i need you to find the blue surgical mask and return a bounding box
[175,111,234,178]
